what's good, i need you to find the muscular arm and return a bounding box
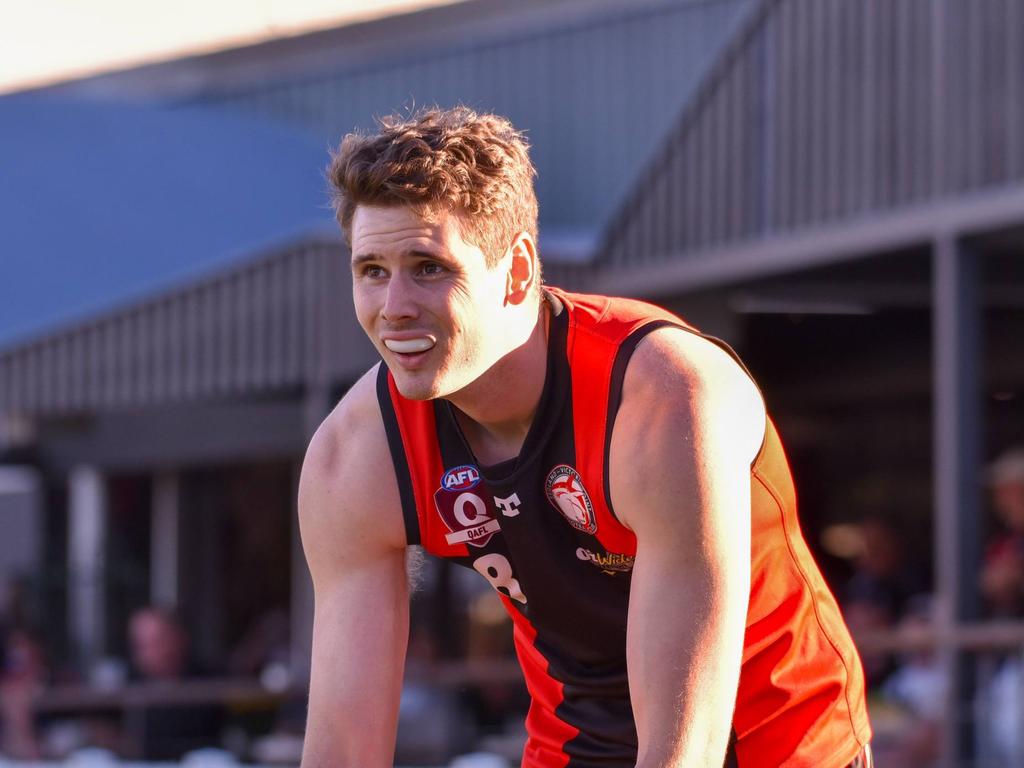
[610,329,765,768]
[299,367,410,768]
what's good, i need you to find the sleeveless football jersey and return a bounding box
[377,288,872,768]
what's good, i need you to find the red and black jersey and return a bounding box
[377,288,872,768]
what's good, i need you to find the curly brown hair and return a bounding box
[327,106,539,268]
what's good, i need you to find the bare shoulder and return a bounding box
[299,364,406,584]
[623,326,765,453]
[610,326,766,531]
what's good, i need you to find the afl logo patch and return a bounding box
[545,464,597,534]
[441,464,481,491]
[435,465,499,548]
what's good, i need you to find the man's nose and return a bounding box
[381,271,419,322]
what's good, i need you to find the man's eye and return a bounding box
[419,262,445,276]
[363,265,386,279]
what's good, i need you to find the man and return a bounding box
[128,607,191,681]
[977,448,1024,761]
[126,607,222,759]
[299,107,872,767]
[980,448,1024,617]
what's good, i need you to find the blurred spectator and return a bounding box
[878,595,945,767]
[128,606,197,681]
[0,622,44,759]
[980,448,1024,618]
[124,606,223,760]
[845,517,919,619]
[977,652,1024,765]
[843,516,922,686]
[970,448,1024,764]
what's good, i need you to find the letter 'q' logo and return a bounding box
[545,464,597,534]
[434,465,499,548]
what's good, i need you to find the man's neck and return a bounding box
[446,298,551,466]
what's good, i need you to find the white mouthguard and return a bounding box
[384,337,435,354]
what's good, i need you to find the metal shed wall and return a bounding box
[0,241,368,416]
[597,0,1024,270]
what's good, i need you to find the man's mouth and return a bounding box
[383,337,436,354]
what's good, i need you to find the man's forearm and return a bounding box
[626,533,749,768]
[301,551,410,768]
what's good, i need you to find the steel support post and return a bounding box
[933,234,983,767]
[151,471,180,609]
[68,464,107,672]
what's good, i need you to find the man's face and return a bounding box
[351,204,510,400]
[130,611,186,680]
[994,480,1024,532]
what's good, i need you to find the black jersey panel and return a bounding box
[533,635,638,767]
[375,364,421,546]
[418,304,645,764]
[726,729,739,767]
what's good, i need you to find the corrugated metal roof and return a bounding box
[0,95,335,349]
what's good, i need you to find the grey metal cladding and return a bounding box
[595,0,1024,271]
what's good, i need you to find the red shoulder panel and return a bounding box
[387,373,470,558]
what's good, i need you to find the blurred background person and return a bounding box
[0,620,44,759]
[124,606,223,760]
[841,516,924,688]
[876,594,945,768]
[128,606,197,682]
[973,448,1024,764]
[980,448,1024,618]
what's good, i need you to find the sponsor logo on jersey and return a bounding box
[434,465,499,547]
[545,464,597,534]
[441,464,481,491]
[576,547,635,574]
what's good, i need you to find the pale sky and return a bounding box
[0,0,463,94]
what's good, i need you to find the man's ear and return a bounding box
[504,232,538,307]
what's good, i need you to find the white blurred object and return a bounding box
[88,656,128,690]
[250,733,304,765]
[43,719,89,759]
[986,657,1023,764]
[259,661,291,692]
[64,747,119,767]
[476,729,526,767]
[882,658,947,720]
[180,748,239,767]
[449,752,509,768]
